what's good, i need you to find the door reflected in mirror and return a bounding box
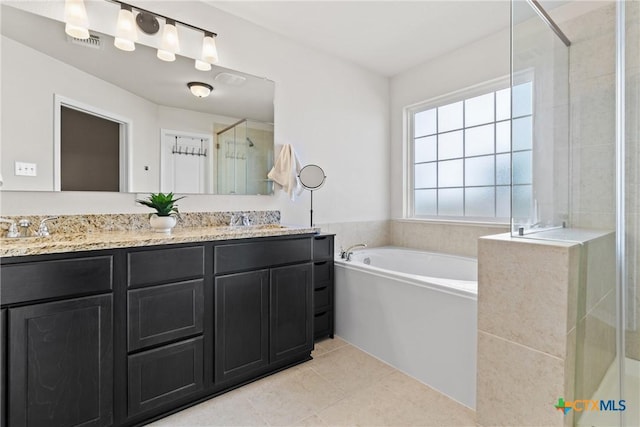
[0,3,275,195]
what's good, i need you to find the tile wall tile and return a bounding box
[476,331,565,427]
[478,237,576,358]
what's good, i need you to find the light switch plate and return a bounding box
[15,161,37,177]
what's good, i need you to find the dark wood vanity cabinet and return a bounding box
[0,252,115,427]
[0,234,318,427]
[213,237,314,386]
[312,235,335,340]
[125,245,206,420]
[1,308,6,427]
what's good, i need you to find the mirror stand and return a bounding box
[298,164,326,227]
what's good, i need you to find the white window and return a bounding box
[406,80,533,222]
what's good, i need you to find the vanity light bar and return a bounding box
[105,0,219,67]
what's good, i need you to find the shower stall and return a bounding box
[215,118,274,195]
[511,1,639,425]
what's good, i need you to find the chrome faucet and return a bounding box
[229,213,251,227]
[36,216,59,237]
[340,243,367,261]
[0,218,19,238]
[18,219,31,238]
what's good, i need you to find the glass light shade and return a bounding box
[201,34,219,64]
[115,37,135,51]
[65,23,90,39]
[195,59,212,71]
[157,49,176,62]
[114,7,137,51]
[160,20,180,54]
[188,82,213,98]
[64,0,89,39]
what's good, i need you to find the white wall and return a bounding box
[0,1,390,226]
[389,20,511,220]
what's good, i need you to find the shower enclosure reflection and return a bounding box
[215,119,274,195]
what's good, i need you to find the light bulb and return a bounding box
[114,5,137,51]
[64,0,90,39]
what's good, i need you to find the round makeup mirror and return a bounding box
[298,164,326,226]
[298,164,326,190]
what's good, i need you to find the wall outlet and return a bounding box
[15,161,37,177]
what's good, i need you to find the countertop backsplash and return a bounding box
[0,210,281,235]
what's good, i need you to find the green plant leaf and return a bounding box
[136,193,186,217]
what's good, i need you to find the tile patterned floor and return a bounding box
[147,337,477,426]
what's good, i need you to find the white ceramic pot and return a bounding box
[149,214,177,233]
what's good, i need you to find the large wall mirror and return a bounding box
[0,3,275,195]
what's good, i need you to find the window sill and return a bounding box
[395,218,510,228]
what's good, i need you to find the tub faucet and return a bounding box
[341,243,367,261]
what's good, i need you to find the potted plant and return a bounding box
[136,192,185,233]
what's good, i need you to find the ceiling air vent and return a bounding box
[214,72,247,86]
[67,34,103,50]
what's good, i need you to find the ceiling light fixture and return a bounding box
[114,3,137,51]
[76,1,220,65]
[64,0,90,39]
[188,82,213,98]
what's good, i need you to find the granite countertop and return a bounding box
[0,225,320,257]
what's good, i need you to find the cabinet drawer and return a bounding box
[128,246,204,288]
[313,235,334,260]
[128,279,204,351]
[214,238,312,275]
[314,310,332,338]
[313,261,333,287]
[314,286,331,310]
[1,256,113,305]
[128,337,203,417]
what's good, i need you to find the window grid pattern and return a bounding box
[411,83,532,219]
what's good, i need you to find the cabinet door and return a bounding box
[128,279,204,351]
[1,308,5,427]
[270,263,313,362]
[128,337,203,417]
[215,270,269,383]
[8,295,113,427]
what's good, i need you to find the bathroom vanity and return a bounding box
[0,228,335,427]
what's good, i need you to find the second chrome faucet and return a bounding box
[340,243,367,261]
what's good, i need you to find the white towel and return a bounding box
[268,144,303,200]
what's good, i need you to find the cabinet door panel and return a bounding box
[215,270,269,383]
[128,279,204,351]
[1,308,5,427]
[214,239,312,275]
[313,235,334,261]
[1,256,113,305]
[9,295,113,427]
[270,263,313,362]
[127,246,204,288]
[128,337,203,417]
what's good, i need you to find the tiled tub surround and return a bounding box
[476,230,615,427]
[0,210,323,257]
[391,220,509,258]
[322,219,509,259]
